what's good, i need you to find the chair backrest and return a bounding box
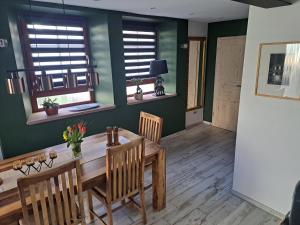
[106,137,145,203]
[139,111,163,144]
[17,160,86,225]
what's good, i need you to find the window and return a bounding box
[122,21,158,95]
[19,14,94,112]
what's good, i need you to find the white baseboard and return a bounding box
[203,121,212,125]
[232,190,285,219]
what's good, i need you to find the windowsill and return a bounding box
[127,93,177,105]
[27,104,116,126]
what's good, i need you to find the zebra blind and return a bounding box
[23,17,90,88]
[19,15,92,111]
[123,22,157,79]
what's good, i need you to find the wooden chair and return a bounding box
[139,111,163,185]
[139,111,163,144]
[17,160,86,225]
[88,137,147,225]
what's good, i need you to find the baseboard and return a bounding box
[232,190,285,219]
[203,121,212,125]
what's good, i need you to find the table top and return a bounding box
[0,129,162,219]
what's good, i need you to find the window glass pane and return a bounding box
[123,30,155,35]
[126,83,155,96]
[29,34,84,40]
[37,92,90,109]
[125,58,155,63]
[27,24,83,31]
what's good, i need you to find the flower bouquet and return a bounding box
[63,122,87,158]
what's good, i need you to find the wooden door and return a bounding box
[212,36,246,132]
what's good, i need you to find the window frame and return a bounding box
[18,13,95,113]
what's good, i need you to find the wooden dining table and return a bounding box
[0,129,166,225]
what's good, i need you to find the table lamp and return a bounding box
[149,60,168,96]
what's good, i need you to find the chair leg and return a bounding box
[140,190,147,224]
[121,199,126,206]
[88,191,94,221]
[105,203,113,225]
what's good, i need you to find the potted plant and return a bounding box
[132,78,143,100]
[63,122,87,158]
[42,98,59,116]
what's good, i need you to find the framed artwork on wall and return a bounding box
[255,41,300,100]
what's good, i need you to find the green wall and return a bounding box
[203,19,248,122]
[0,0,188,158]
[158,22,178,94]
[89,14,114,106]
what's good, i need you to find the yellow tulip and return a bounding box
[63,131,68,141]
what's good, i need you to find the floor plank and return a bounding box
[87,124,281,225]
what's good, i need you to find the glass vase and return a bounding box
[71,142,82,159]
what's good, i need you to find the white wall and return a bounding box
[233,3,300,215]
[188,21,207,37]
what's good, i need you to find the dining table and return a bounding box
[0,129,166,225]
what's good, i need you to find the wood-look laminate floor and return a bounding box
[87,124,281,225]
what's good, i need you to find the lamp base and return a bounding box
[154,92,165,97]
[154,76,165,96]
[154,85,165,96]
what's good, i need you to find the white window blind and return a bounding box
[123,22,157,79]
[19,15,93,112]
[25,19,90,88]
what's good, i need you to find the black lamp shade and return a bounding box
[149,60,168,76]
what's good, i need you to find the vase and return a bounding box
[71,142,82,158]
[134,93,143,100]
[45,106,59,116]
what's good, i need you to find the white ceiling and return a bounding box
[33,0,249,23]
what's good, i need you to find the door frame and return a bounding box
[186,37,207,111]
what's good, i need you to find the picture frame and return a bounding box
[255,41,300,100]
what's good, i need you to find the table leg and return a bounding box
[152,148,166,211]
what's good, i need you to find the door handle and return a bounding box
[236,84,241,88]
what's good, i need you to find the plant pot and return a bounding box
[71,142,82,158]
[45,106,59,116]
[134,93,143,100]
